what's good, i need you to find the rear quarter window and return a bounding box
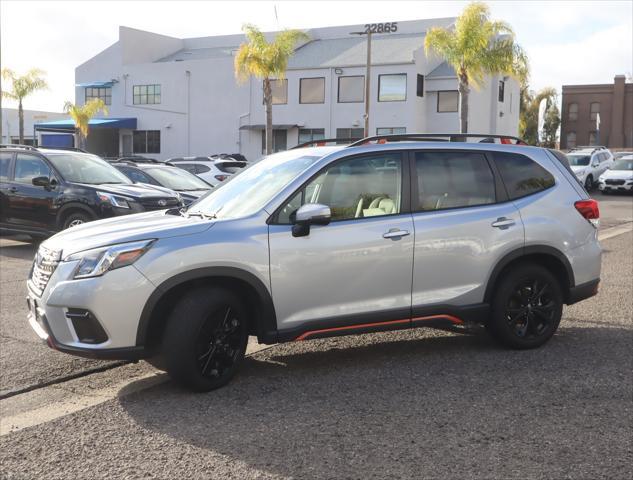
[492,152,555,200]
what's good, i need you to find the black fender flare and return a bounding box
[483,245,575,303]
[56,202,97,229]
[136,267,278,346]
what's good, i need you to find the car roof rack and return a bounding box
[38,146,87,153]
[113,156,161,163]
[0,143,39,151]
[348,133,528,147]
[292,138,363,149]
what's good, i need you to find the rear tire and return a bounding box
[162,288,248,392]
[62,212,92,229]
[487,264,563,349]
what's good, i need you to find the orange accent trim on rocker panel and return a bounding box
[294,314,464,341]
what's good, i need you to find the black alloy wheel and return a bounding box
[488,264,563,349]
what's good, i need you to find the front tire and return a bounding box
[162,288,249,392]
[487,264,563,349]
[584,175,594,191]
[62,212,92,229]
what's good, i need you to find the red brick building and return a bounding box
[561,75,633,150]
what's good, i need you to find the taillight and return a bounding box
[574,199,600,227]
[214,175,228,182]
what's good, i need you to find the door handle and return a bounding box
[383,229,410,239]
[491,217,515,229]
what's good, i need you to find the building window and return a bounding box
[437,91,458,112]
[376,127,406,135]
[264,79,287,105]
[566,132,577,149]
[336,128,365,143]
[416,74,424,97]
[299,77,325,104]
[133,130,160,154]
[85,87,111,105]
[498,80,505,102]
[133,85,161,105]
[261,129,288,153]
[338,76,364,103]
[589,131,598,146]
[568,103,578,121]
[298,129,325,144]
[378,74,407,102]
[590,102,600,121]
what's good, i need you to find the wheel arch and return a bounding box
[484,246,575,305]
[136,267,278,350]
[56,202,97,229]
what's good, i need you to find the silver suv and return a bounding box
[26,137,602,391]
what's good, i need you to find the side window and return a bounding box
[177,164,197,174]
[492,152,555,200]
[276,153,403,223]
[414,152,495,211]
[14,154,51,184]
[0,153,12,181]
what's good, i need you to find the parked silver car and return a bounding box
[27,137,602,391]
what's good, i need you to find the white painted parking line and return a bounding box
[0,340,273,436]
[598,222,633,241]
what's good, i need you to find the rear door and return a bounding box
[5,153,59,231]
[410,150,524,323]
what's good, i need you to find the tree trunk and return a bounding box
[18,99,24,144]
[263,78,273,155]
[458,69,469,134]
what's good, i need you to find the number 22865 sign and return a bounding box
[364,22,398,34]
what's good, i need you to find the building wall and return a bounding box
[1,108,67,144]
[76,24,519,161]
[561,75,633,149]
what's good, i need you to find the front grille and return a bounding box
[28,245,62,297]
[140,197,181,211]
[605,179,625,185]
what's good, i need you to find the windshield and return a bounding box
[567,154,590,166]
[188,150,323,219]
[47,153,131,184]
[146,167,212,190]
[612,159,633,170]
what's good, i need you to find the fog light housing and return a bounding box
[66,308,108,344]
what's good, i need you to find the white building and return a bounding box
[49,19,519,161]
[1,108,67,145]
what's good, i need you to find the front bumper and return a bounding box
[598,182,633,192]
[26,259,156,359]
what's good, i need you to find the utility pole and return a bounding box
[351,30,372,137]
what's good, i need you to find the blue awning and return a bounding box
[75,81,114,88]
[35,117,137,131]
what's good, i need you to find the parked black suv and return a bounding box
[0,145,183,239]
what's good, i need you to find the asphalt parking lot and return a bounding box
[1,191,631,479]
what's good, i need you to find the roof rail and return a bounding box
[348,133,528,147]
[113,156,161,163]
[292,138,363,149]
[0,143,38,151]
[38,146,87,153]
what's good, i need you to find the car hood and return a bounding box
[42,211,213,258]
[600,169,633,180]
[74,182,179,199]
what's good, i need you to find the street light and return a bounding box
[350,30,372,137]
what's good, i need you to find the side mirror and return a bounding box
[32,176,50,188]
[291,203,331,237]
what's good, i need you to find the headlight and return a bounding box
[64,240,155,279]
[97,191,132,209]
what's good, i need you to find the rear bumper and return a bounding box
[567,278,600,305]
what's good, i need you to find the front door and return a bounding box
[410,150,524,323]
[5,153,59,231]
[268,151,414,339]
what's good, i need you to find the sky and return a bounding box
[1,0,632,112]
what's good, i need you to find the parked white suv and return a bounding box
[27,135,602,391]
[598,154,633,193]
[167,156,247,187]
[567,147,614,190]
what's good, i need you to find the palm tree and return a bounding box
[424,2,529,133]
[63,99,108,150]
[1,68,48,143]
[235,24,308,154]
[519,87,559,146]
